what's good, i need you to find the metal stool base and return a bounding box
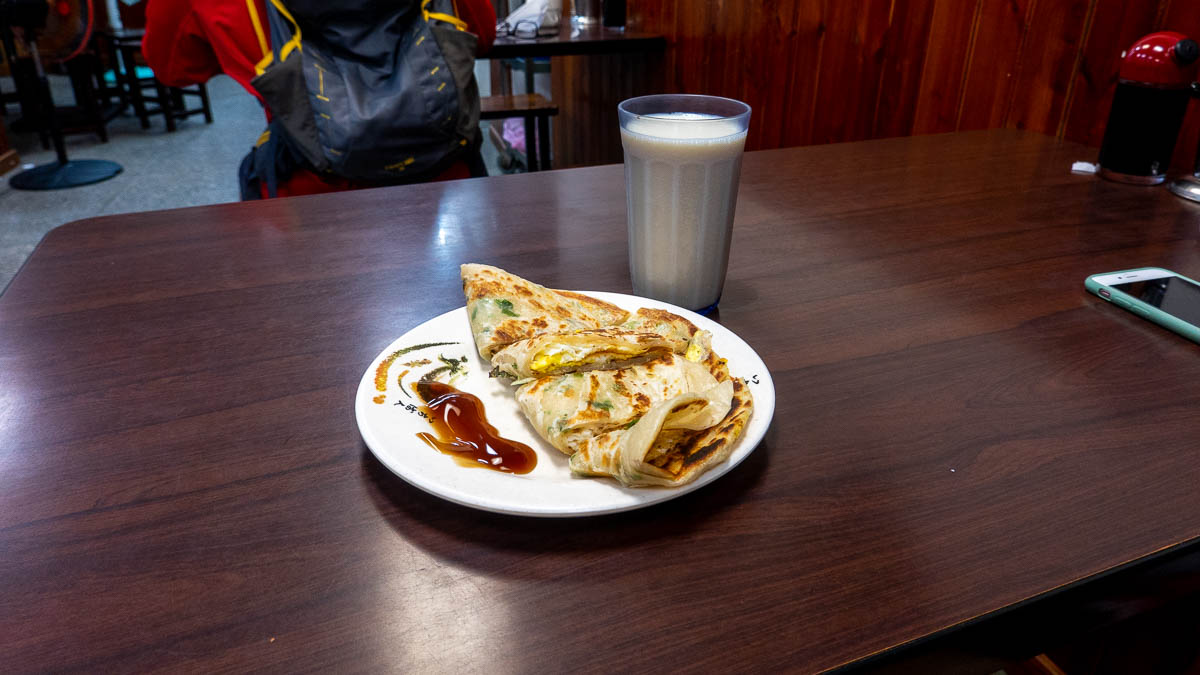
[9,159,123,190]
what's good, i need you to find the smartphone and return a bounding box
[1085,267,1200,344]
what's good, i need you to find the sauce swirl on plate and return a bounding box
[415,381,537,474]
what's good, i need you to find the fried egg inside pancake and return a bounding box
[490,327,711,380]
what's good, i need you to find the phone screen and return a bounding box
[1111,275,1200,326]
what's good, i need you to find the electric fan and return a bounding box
[1,0,122,189]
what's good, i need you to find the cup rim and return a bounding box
[618,94,751,122]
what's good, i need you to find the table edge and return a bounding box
[832,534,1200,673]
[488,32,666,58]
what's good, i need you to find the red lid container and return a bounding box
[1118,31,1199,87]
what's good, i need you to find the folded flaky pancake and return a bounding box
[490,327,712,380]
[461,264,630,359]
[569,378,753,487]
[518,335,754,487]
[515,353,723,455]
[457,264,754,488]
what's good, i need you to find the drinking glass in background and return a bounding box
[618,95,751,313]
[571,0,601,25]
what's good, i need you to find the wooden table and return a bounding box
[490,23,666,59]
[4,130,1200,673]
[482,23,667,170]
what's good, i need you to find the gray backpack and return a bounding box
[249,0,481,183]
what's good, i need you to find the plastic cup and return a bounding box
[618,94,751,313]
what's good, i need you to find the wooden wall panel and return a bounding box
[714,0,750,103]
[1004,0,1097,134]
[909,0,979,135]
[634,0,678,89]
[549,51,664,169]
[1160,1,1200,173]
[1061,0,1163,148]
[550,0,1200,170]
[956,0,1034,132]
[872,0,936,139]
[808,1,894,145]
[778,0,828,148]
[737,1,803,150]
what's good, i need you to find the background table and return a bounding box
[486,23,667,170]
[3,130,1200,672]
[490,23,667,59]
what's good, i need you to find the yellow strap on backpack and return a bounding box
[268,0,304,62]
[249,0,305,75]
[422,0,468,31]
[247,0,273,75]
[251,0,463,77]
[246,0,270,58]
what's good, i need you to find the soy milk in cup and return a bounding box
[619,95,751,312]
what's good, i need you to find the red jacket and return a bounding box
[143,0,496,197]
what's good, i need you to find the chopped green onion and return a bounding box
[496,298,519,317]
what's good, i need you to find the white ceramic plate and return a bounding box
[355,292,776,517]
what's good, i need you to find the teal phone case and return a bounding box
[1085,267,1200,345]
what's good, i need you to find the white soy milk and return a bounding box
[620,113,747,310]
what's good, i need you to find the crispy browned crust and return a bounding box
[702,350,731,383]
[463,264,749,487]
[552,289,628,320]
[633,307,699,336]
[647,377,753,479]
[462,264,632,357]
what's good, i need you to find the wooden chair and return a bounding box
[0,36,123,145]
[109,29,212,132]
[0,45,51,147]
[58,48,125,142]
[480,92,558,171]
[0,75,18,116]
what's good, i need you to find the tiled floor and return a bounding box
[1,74,262,291]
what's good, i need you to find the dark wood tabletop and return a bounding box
[489,22,665,58]
[4,130,1200,673]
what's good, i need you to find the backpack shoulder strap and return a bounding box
[245,0,270,62]
[422,0,468,31]
[252,0,305,76]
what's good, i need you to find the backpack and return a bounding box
[247,0,481,184]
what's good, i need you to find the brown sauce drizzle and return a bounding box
[415,381,537,474]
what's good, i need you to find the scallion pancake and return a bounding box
[568,378,753,487]
[514,353,723,455]
[457,265,753,489]
[461,264,630,359]
[619,307,700,343]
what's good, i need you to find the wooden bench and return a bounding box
[480,93,558,171]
